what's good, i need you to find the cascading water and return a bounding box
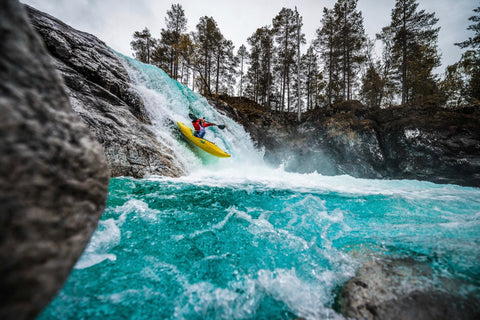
[38,56,480,320]
[118,53,264,173]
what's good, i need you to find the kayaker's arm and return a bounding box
[203,122,216,128]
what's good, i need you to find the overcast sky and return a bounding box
[22,0,477,72]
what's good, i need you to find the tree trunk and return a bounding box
[328,41,333,106]
[296,7,301,121]
[216,50,220,95]
[239,56,244,96]
[282,16,288,112]
[402,4,407,105]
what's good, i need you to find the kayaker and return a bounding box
[192,117,217,138]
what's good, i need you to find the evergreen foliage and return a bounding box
[160,4,187,80]
[315,8,340,106]
[455,6,480,51]
[379,0,440,105]
[302,46,324,110]
[130,28,155,64]
[245,26,274,107]
[446,6,480,106]
[129,0,477,112]
[333,0,366,101]
[272,8,298,111]
[236,45,248,97]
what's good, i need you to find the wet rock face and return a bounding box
[25,5,185,178]
[0,1,110,319]
[211,96,480,187]
[335,258,480,320]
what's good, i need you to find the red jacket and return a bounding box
[192,119,215,131]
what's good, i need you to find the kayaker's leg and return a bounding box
[198,127,206,138]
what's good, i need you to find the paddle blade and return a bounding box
[217,125,225,129]
[188,113,198,121]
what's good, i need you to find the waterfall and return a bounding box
[118,54,264,174]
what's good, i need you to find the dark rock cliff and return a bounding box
[210,96,480,188]
[25,5,185,178]
[0,1,109,318]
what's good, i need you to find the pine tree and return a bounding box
[272,8,298,111]
[246,27,274,107]
[302,46,319,110]
[359,38,389,107]
[455,6,480,51]
[130,28,156,64]
[360,64,384,108]
[452,5,480,104]
[214,39,237,95]
[158,4,187,79]
[333,0,366,101]
[294,7,304,120]
[441,59,466,107]
[376,26,398,106]
[176,33,195,87]
[236,45,249,97]
[194,16,222,95]
[245,31,261,103]
[315,7,341,106]
[383,0,440,105]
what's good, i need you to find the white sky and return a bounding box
[22,0,476,72]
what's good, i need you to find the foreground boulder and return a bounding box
[26,5,185,178]
[0,1,109,319]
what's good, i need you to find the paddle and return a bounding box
[189,113,226,129]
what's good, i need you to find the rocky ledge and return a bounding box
[335,257,480,320]
[25,5,185,178]
[210,96,480,188]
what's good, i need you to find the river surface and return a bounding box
[38,167,480,319]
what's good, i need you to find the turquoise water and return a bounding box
[38,55,480,319]
[38,170,480,319]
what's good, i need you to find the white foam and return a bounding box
[256,268,344,320]
[147,163,480,202]
[113,199,162,224]
[75,219,120,269]
[172,267,347,320]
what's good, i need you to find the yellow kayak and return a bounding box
[177,121,231,158]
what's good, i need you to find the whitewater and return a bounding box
[38,55,480,320]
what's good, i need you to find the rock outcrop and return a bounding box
[25,5,185,178]
[335,257,480,320]
[0,1,109,319]
[211,96,480,187]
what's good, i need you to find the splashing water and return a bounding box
[38,56,480,320]
[118,53,264,172]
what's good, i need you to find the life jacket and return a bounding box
[192,119,201,131]
[192,119,214,131]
